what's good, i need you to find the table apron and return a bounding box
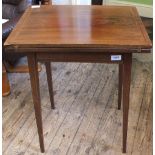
[36,52,124,64]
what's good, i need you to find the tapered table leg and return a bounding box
[27,54,45,153]
[118,63,123,110]
[45,62,55,109]
[122,54,132,153]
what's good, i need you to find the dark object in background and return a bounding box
[92,0,103,5]
[2,0,32,64]
[34,0,46,4]
[37,0,103,5]
[141,17,153,41]
[2,0,32,96]
[34,0,41,4]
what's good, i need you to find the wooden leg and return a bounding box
[122,54,132,153]
[27,54,45,153]
[2,64,11,97]
[45,62,55,109]
[118,63,123,110]
[4,60,42,73]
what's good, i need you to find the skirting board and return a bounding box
[105,0,153,18]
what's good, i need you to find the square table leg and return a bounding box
[122,53,132,153]
[45,62,55,109]
[118,63,123,110]
[27,54,45,153]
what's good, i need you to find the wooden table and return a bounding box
[5,5,152,153]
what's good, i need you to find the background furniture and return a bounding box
[92,0,103,5]
[2,0,32,65]
[40,0,103,5]
[34,0,48,4]
[2,0,40,96]
[2,63,10,96]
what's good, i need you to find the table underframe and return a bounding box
[27,52,132,153]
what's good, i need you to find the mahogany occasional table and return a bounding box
[4,5,152,153]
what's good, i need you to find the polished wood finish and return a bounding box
[37,52,123,63]
[118,63,123,109]
[45,62,55,109]
[122,54,132,153]
[2,64,11,97]
[27,54,44,153]
[4,5,152,153]
[7,65,30,73]
[5,64,41,73]
[5,6,151,52]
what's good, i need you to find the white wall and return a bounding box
[52,0,91,5]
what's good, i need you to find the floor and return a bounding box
[3,57,152,155]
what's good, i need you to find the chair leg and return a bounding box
[45,62,55,109]
[2,64,10,97]
[118,63,123,110]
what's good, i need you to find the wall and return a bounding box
[106,0,153,17]
[52,0,91,5]
[119,0,152,5]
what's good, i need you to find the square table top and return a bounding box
[5,5,152,53]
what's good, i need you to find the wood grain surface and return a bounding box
[5,5,152,52]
